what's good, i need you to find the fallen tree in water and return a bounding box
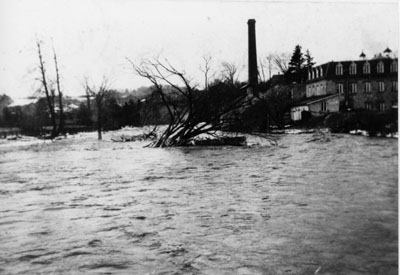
[127,57,255,147]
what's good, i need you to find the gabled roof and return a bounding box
[292,93,339,107]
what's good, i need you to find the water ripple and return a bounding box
[0,133,397,274]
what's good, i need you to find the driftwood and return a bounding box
[111,132,157,142]
[191,136,246,146]
[306,131,331,143]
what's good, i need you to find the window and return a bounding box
[393,81,398,92]
[319,67,323,78]
[390,60,397,72]
[321,101,327,112]
[363,62,370,74]
[364,82,371,93]
[378,102,386,112]
[350,63,357,75]
[336,83,344,94]
[336,63,343,75]
[378,81,385,92]
[377,61,384,73]
[365,102,372,110]
[351,83,357,94]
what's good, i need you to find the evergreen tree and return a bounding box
[288,45,305,74]
[304,49,315,68]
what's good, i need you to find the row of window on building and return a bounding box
[309,60,398,79]
[336,81,397,94]
[335,60,397,75]
[364,101,396,112]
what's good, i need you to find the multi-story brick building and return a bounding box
[306,55,398,112]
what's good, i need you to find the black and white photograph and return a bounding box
[0,0,398,274]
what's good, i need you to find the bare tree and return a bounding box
[258,57,267,83]
[221,62,241,86]
[199,55,215,91]
[84,77,110,140]
[128,57,252,147]
[272,52,291,74]
[52,43,64,134]
[258,54,274,82]
[36,39,57,138]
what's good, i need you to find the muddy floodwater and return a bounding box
[0,132,397,275]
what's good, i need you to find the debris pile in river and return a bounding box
[306,130,331,143]
[111,132,157,142]
[191,136,247,146]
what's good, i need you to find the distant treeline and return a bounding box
[0,81,276,136]
[0,88,151,135]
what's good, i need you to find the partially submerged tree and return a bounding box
[128,57,253,147]
[84,78,111,140]
[35,39,66,138]
[36,40,58,138]
[52,43,64,134]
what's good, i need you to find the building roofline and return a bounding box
[314,57,398,68]
[292,93,339,107]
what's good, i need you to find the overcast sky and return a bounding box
[0,0,398,100]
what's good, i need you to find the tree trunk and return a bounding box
[58,93,64,133]
[86,93,91,110]
[53,47,64,134]
[97,102,102,140]
[37,40,58,138]
[85,78,108,140]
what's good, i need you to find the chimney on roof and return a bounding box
[384,47,392,58]
[247,19,258,89]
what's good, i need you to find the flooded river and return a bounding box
[0,132,397,275]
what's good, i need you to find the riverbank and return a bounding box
[289,110,398,138]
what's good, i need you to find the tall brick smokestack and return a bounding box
[248,19,258,88]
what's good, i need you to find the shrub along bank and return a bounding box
[324,110,397,136]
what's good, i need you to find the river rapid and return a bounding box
[0,131,397,275]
